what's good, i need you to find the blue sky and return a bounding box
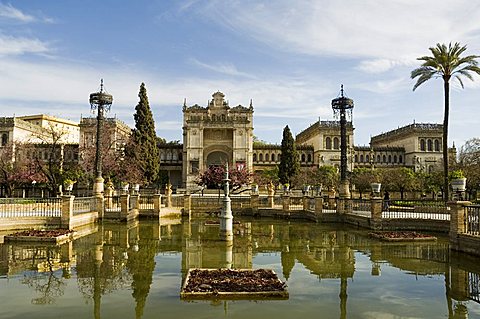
[1,1,480,147]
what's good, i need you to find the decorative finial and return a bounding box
[340,84,344,97]
[250,99,253,107]
[100,79,104,93]
[183,98,187,107]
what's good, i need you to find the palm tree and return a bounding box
[411,42,480,200]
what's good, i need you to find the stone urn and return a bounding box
[370,183,381,194]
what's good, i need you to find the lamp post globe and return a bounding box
[89,79,113,195]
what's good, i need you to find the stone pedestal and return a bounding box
[61,195,74,230]
[449,201,471,241]
[219,194,233,242]
[371,198,383,229]
[183,194,191,217]
[93,177,104,196]
[339,180,351,199]
[251,194,259,215]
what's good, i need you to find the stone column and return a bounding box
[267,182,275,208]
[282,194,290,213]
[315,196,323,215]
[303,196,309,211]
[95,195,104,220]
[183,194,191,217]
[61,195,74,230]
[165,184,172,208]
[371,198,383,230]
[449,201,470,241]
[328,189,336,210]
[120,194,129,220]
[153,194,161,217]
[251,193,259,215]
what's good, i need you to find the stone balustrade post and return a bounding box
[303,196,309,211]
[95,195,104,219]
[268,194,274,208]
[120,194,129,220]
[315,196,323,215]
[165,184,172,208]
[183,194,191,217]
[371,198,383,229]
[61,195,74,230]
[449,201,471,241]
[282,194,290,212]
[251,193,259,215]
[153,194,161,216]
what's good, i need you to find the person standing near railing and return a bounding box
[383,191,390,211]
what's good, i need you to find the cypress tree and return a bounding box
[278,125,299,185]
[132,83,160,185]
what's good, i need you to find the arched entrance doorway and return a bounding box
[206,151,229,167]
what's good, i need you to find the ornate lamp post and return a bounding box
[89,79,113,195]
[331,85,354,199]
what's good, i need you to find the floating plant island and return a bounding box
[369,231,437,242]
[4,229,76,245]
[181,268,288,300]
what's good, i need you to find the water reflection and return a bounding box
[0,218,480,318]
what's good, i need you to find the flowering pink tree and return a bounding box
[195,165,252,191]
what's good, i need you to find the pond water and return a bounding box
[1,217,480,319]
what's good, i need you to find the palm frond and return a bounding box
[412,72,435,91]
[454,75,465,89]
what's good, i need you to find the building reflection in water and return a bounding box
[1,218,480,319]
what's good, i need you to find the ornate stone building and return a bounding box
[295,120,355,171]
[181,92,254,188]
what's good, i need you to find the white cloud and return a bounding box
[0,3,35,22]
[189,0,480,69]
[189,58,256,79]
[0,35,50,55]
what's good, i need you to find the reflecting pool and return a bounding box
[1,218,480,319]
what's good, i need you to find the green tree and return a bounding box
[411,42,480,200]
[132,83,160,185]
[278,125,299,185]
[380,167,416,200]
[315,165,339,191]
[351,168,377,199]
[458,138,480,199]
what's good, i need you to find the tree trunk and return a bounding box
[443,80,450,201]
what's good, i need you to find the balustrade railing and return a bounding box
[72,197,96,216]
[289,196,303,210]
[383,199,449,220]
[0,198,61,218]
[465,205,480,236]
[139,195,155,210]
[104,196,121,213]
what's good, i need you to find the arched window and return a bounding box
[377,155,380,163]
[301,154,306,162]
[178,153,183,161]
[271,154,275,162]
[265,153,269,162]
[382,155,386,163]
[1,133,7,146]
[326,137,332,150]
[399,155,403,163]
[420,139,426,151]
[307,154,312,162]
[253,153,257,162]
[160,153,165,161]
[366,155,370,163]
[259,153,263,162]
[427,139,433,151]
[333,137,339,150]
[388,155,392,163]
[355,155,358,162]
[394,155,397,163]
[434,139,440,152]
[360,155,364,163]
